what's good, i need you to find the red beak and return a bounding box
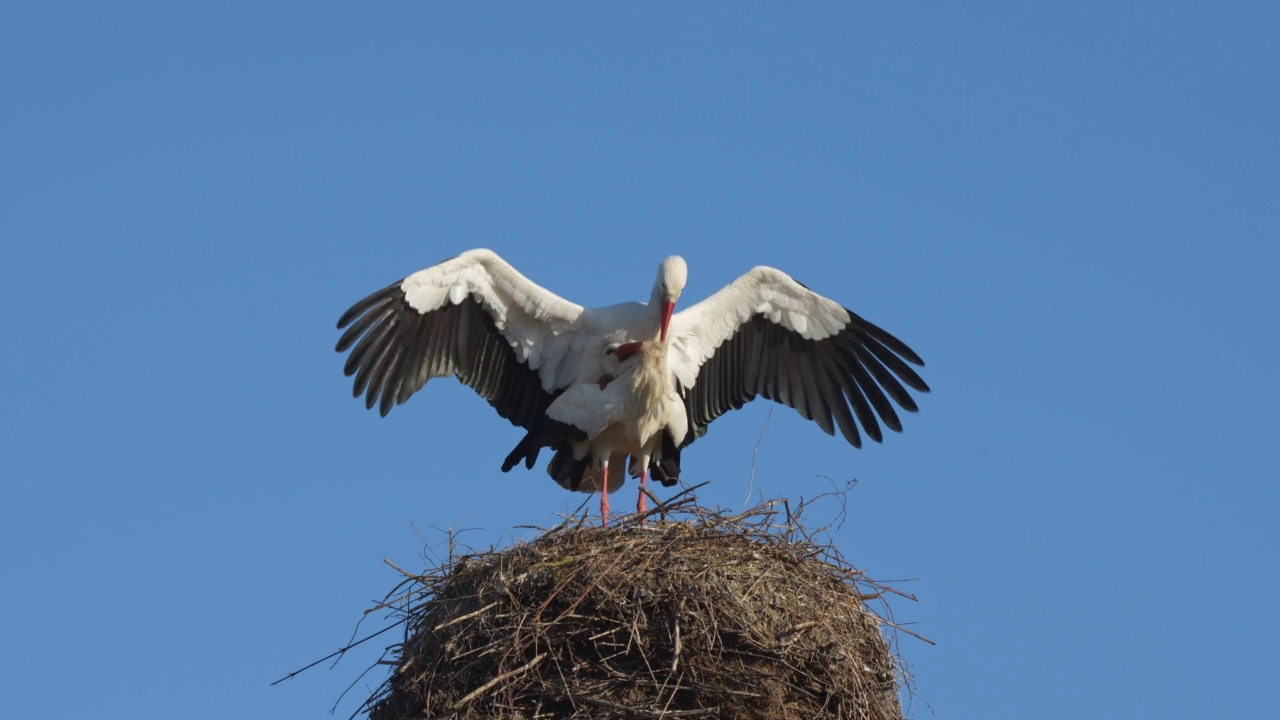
[660,300,675,343]
[616,341,644,361]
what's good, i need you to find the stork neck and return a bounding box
[647,293,666,342]
[649,281,665,309]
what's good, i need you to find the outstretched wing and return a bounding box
[667,266,929,448]
[335,249,587,428]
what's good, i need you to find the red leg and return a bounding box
[600,461,610,526]
[636,467,648,522]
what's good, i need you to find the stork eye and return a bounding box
[605,347,616,355]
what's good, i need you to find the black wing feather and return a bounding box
[860,333,930,393]
[844,350,898,434]
[336,282,556,430]
[818,351,862,447]
[679,306,928,449]
[851,343,917,413]
[802,350,836,436]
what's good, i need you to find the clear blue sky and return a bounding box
[3,3,1276,718]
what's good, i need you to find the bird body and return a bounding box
[336,248,929,521]
[547,343,665,457]
[527,339,685,522]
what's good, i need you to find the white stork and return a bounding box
[335,248,929,519]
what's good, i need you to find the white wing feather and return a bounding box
[399,249,588,391]
[666,266,851,388]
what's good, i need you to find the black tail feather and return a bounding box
[548,445,590,491]
[650,430,682,487]
[500,416,588,473]
[501,432,542,472]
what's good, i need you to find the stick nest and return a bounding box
[360,493,915,720]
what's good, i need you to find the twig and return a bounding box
[671,615,682,673]
[432,601,498,631]
[744,407,773,510]
[450,653,547,710]
[382,558,417,579]
[270,621,401,686]
[878,618,937,646]
[638,484,664,518]
[612,481,710,529]
[578,696,721,717]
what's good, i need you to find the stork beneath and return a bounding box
[533,339,685,523]
[524,340,676,523]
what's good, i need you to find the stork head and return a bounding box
[614,340,644,362]
[653,255,687,343]
[603,341,645,372]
